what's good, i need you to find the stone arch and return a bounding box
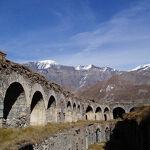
[1,73,30,106]
[95,107,103,120]
[104,107,111,121]
[113,107,125,119]
[67,101,72,110]
[73,103,76,111]
[96,128,101,142]
[73,102,77,122]
[77,104,80,112]
[105,127,110,141]
[130,107,136,112]
[47,95,57,122]
[86,105,94,120]
[65,100,72,122]
[3,82,28,127]
[77,104,81,121]
[30,91,46,126]
[29,83,47,108]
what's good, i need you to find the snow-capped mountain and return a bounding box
[24,60,121,93]
[132,64,150,76]
[36,60,59,69]
[25,60,59,70]
[132,64,150,71]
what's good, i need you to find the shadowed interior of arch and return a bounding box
[30,91,46,126]
[47,95,56,109]
[104,107,110,121]
[96,128,101,142]
[47,95,57,122]
[95,107,102,120]
[72,103,77,121]
[3,82,27,127]
[105,127,110,141]
[86,106,94,120]
[73,103,76,110]
[77,104,80,112]
[67,101,72,110]
[65,101,72,122]
[113,107,125,119]
[130,107,136,112]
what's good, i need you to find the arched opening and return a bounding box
[77,104,81,120]
[95,107,103,120]
[19,144,33,150]
[105,127,110,141]
[73,103,77,122]
[86,106,94,120]
[73,103,76,110]
[104,114,107,121]
[96,128,101,142]
[3,82,27,127]
[113,107,125,119]
[47,95,57,122]
[67,101,71,108]
[104,107,110,121]
[77,104,80,111]
[65,101,72,122]
[130,107,136,112]
[30,91,46,126]
[86,115,88,120]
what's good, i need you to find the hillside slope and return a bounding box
[78,71,150,103]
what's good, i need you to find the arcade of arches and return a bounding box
[1,81,134,128]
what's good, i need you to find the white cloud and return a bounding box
[54,0,150,70]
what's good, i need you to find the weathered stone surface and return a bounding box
[0,58,149,128]
[14,122,115,150]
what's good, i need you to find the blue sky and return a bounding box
[0,0,150,70]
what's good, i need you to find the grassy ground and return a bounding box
[124,106,150,124]
[88,142,106,150]
[0,120,113,150]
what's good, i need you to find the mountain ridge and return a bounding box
[24,60,121,93]
[24,60,150,96]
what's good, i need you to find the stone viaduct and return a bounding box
[0,59,149,128]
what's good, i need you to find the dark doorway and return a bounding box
[113,107,125,119]
[104,114,107,121]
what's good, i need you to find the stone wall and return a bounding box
[0,58,149,128]
[15,122,115,150]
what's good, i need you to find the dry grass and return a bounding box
[124,106,150,124]
[0,120,109,150]
[88,142,106,150]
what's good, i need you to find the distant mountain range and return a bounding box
[24,60,121,93]
[78,64,150,103]
[24,61,150,103]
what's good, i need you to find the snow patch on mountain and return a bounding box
[79,74,88,88]
[75,64,93,70]
[106,85,115,92]
[36,60,59,69]
[101,67,116,72]
[132,64,150,71]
